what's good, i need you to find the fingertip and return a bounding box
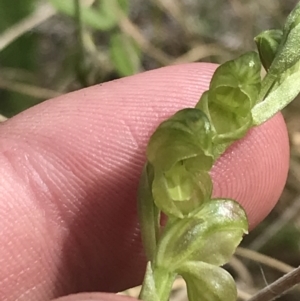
[0,62,290,300]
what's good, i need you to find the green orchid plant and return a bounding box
[137,3,300,301]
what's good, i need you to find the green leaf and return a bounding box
[268,2,300,76]
[179,261,237,301]
[255,29,283,71]
[137,163,160,261]
[259,2,300,99]
[155,199,248,270]
[96,0,129,26]
[253,3,300,123]
[50,0,118,30]
[110,33,141,76]
[252,59,300,124]
[116,0,129,13]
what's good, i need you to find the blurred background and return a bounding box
[1,0,300,300]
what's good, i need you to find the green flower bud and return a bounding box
[255,29,283,71]
[146,108,215,218]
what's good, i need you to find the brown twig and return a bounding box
[247,265,300,301]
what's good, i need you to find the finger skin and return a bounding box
[0,63,289,301]
[52,292,136,301]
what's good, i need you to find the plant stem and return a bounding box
[247,265,300,301]
[139,263,176,301]
[257,72,275,102]
[153,267,176,301]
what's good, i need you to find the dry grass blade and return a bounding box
[247,194,300,251]
[150,0,192,37]
[230,256,254,287]
[0,77,61,99]
[0,115,7,122]
[113,2,173,66]
[235,247,294,274]
[237,288,253,300]
[0,3,56,52]
[0,0,97,53]
[172,44,229,64]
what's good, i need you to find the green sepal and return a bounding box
[147,108,214,172]
[137,163,160,261]
[198,91,253,144]
[152,168,212,218]
[178,261,237,301]
[196,52,261,144]
[155,199,248,271]
[209,51,261,109]
[146,108,215,218]
[255,29,283,71]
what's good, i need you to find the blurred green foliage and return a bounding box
[0,0,141,116]
[0,0,38,116]
[50,0,128,30]
[0,0,298,122]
